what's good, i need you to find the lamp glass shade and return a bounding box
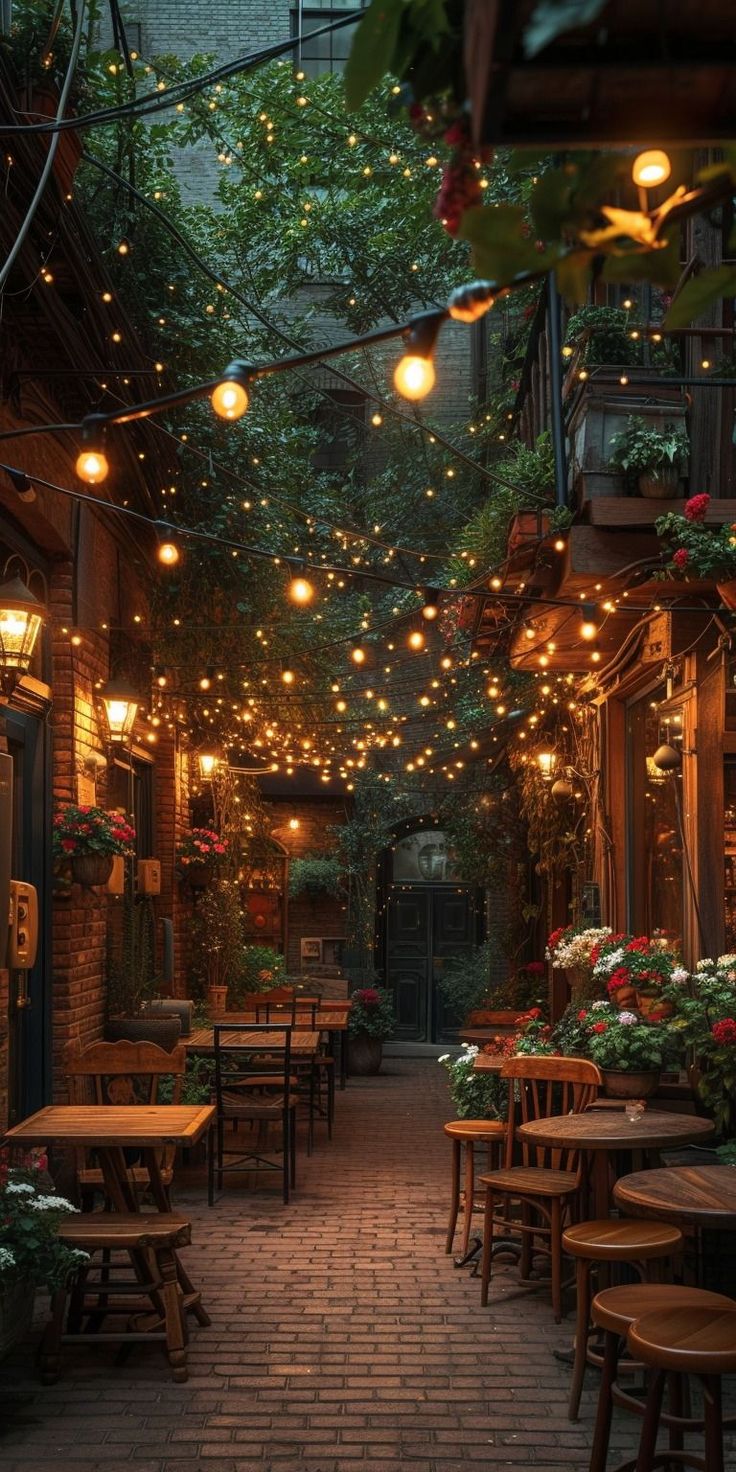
[198,751,218,778]
[536,750,557,778]
[101,679,139,742]
[0,576,45,684]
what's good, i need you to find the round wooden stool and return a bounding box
[562,1218,684,1420]
[627,1306,736,1472]
[587,1284,736,1472]
[443,1119,504,1259]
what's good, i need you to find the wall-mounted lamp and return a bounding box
[0,576,45,695]
[536,749,557,780]
[198,750,219,779]
[99,678,140,745]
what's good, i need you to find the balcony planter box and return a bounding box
[507,510,551,557]
[566,375,688,504]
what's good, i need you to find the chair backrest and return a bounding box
[213,1023,292,1113]
[254,998,319,1027]
[500,1055,602,1171]
[64,1038,187,1181]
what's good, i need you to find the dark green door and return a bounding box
[386,885,478,1043]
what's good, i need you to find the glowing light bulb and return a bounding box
[282,668,295,685]
[408,630,425,651]
[393,354,435,401]
[76,448,109,484]
[157,542,180,566]
[211,378,249,420]
[288,575,314,605]
[288,817,300,830]
[351,645,366,665]
[631,150,671,188]
[580,616,598,641]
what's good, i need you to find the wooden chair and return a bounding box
[479,1055,602,1321]
[443,1119,506,1259]
[587,1284,736,1472]
[210,1023,297,1204]
[253,998,334,1145]
[562,1217,684,1420]
[64,1039,187,1208]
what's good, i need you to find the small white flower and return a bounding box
[0,1247,16,1271]
[618,1011,639,1025]
[591,1000,608,1010]
[671,967,689,985]
[462,1044,479,1059]
[28,1195,77,1213]
[697,958,714,972]
[4,1182,35,1195]
[437,1054,450,1064]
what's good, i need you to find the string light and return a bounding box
[631,149,671,188]
[288,573,315,605]
[157,541,180,566]
[211,373,250,420]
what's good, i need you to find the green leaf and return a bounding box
[554,251,594,306]
[601,231,681,289]
[664,266,736,331]
[523,0,608,58]
[530,169,573,240]
[343,0,403,111]
[458,205,559,283]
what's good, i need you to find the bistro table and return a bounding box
[614,1165,736,1229]
[200,1009,352,1089]
[187,1027,321,1057]
[517,1110,716,1218]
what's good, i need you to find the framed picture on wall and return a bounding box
[301,937,322,964]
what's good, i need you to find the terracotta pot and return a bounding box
[0,1277,34,1361]
[347,1034,383,1075]
[638,467,680,498]
[183,862,213,890]
[72,852,114,888]
[602,1068,660,1099]
[609,985,637,1010]
[207,985,228,1016]
[566,965,594,1005]
[636,991,673,1020]
[105,1015,182,1051]
[717,580,736,611]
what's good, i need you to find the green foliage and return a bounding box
[438,942,494,1022]
[574,1002,673,1071]
[229,945,286,1003]
[288,856,343,899]
[447,434,555,584]
[656,505,736,581]
[664,267,736,332]
[348,986,395,1040]
[107,896,159,1019]
[188,879,245,995]
[53,805,136,860]
[438,1046,506,1119]
[158,1054,215,1105]
[609,417,689,477]
[0,1166,89,1291]
[564,306,676,370]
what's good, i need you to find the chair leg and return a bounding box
[568,1256,590,1420]
[327,1064,335,1139]
[520,1201,533,1280]
[445,1139,461,1254]
[460,1141,475,1259]
[216,1118,224,1193]
[480,1189,494,1307]
[550,1197,563,1323]
[282,1109,290,1205]
[635,1367,666,1472]
[290,1106,297,1189]
[157,1247,188,1384]
[589,1328,618,1472]
[207,1125,215,1207]
[702,1375,725,1472]
[39,1286,68,1384]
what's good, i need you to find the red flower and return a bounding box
[684,492,710,522]
[711,1018,736,1046]
[626,937,650,953]
[61,838,76,852]
[525,961,545,975]
[547,927,566,950]
[672,548,689,570]
[607,968,632,992]
[592,1022,608,1034]
[577,1010,588,1021]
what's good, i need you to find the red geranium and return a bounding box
[524,961,546,975]
[684,492,710,522]
[592,1022,608,1034]
[711,1018,736,1046]
[672,549,689,570]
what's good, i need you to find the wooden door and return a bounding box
[386,888,430,1041]
[432,889,477,1041]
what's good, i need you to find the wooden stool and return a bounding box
[562,1218,684,1421]
[443,1119,504,1259]
[587,1284,736,1472]
[40,1213,198,1384]
[627,1306,736,1472]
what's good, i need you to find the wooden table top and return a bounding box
[517,1110,715,1152]
[4,1104,215,1149]
[187,1028,321,1055]
[614,1166,736,1228]
[217,1009,349,1031]
[472,1053,507,1074]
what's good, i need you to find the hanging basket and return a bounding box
[72,853,114,888]
[183,862,213,890]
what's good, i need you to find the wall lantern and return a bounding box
[198,750,219,779]
[0,576,45,694]
[100,678,140,745]
[535,749,557,780]
[651,742,682,772]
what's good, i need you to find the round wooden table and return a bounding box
[613,1165,736,1229]
[517,1110,715,1217]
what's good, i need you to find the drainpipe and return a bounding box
[547,270,568,509]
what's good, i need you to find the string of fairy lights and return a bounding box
[2,14,730,793]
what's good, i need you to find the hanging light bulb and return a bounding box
[421,589,440,621]
[579,604,598,641]
[350,641,366,665]
[631,149,671,188]
[281,667,295,685]
[288,572,315,605]
[211,363,250,420]
[75,446,109,484]
[393,309,444,401]
[157,541,180,566]
[199,666,214,692]
[408,628,425,651]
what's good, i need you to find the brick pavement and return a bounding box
[0,1059,732,1471]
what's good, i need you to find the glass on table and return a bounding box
[625,1099,646,1123]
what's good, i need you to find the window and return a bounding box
[107,754,155,859]
[626,682,685,947]
[291,2,366,77]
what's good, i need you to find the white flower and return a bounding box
[462,1044,479,1059]
[671,967,689,985]
[0,1247,16,1272]
[697,958,714,972]
[437,1054,450,1064]
[618,1011,639,1025]
[593,947,624,977]
[591,1000,609,1010]
[4,1182,35,1195]
[28,1195,77,1213]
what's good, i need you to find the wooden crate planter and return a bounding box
[566,376,688,506]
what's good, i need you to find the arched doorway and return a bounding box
[379,822,484,1043]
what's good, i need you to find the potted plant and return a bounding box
[288,855,343,900]
[105,896,181,1048]
[591,932,678,1017]
[668,958,736,1135]
[0,1149,88,1361]
[578,1003,671,1098]
[228,943,286,1004]
[52,804,136,888]
[347,987,395,1075]
[656,492,736,607]
[438,1044,506,1120]
[176,827,228,888]
[189,877,245,1013]
[609,416,689,498]
[546,924,613,1004]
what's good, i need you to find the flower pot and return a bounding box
[183,862,213,890]
[105,1015,182,1051]
[72,853,114,888]
[609,985,638,1010]
[347,1034,383,1075]
[207,985,228,1016]
[143,999,194,1037]
[602,1068,660,1099]
[636,991,673,1020]
[638,467,680,499]
[0,1277,34,1361]
[717,580,736,611]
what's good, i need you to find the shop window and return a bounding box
[291,2,366,77]
[107,754,155,858]
[626,684,685,947]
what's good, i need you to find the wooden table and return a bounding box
[517,1110,715,1217]
[614,1165,736,1229]
[187,1027,321,1056]
[203,1009,352,1088]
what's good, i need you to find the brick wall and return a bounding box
[266,795,349,973]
